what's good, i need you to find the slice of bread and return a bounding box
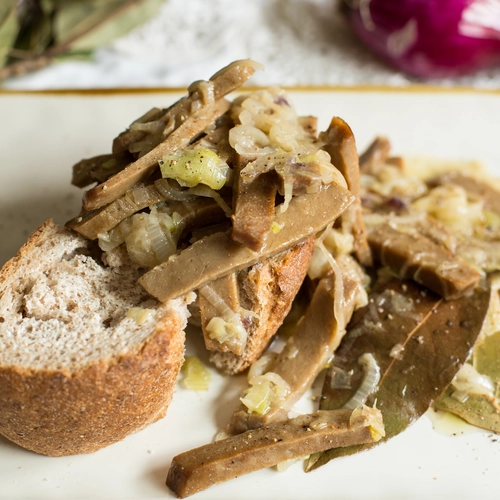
[0,220,194,456]
[209,236,315,375]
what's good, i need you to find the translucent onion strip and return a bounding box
[343,353,381,410]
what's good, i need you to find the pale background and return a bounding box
[3,0,500,90]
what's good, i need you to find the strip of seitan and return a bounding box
[112,59,259,156]
[82,98,231,212]
[231,171,278,251]
[67,184,165,239]
[139,182,354,302]
[358,136,392,175]
[166,406,384,498]
[321,117,372,266]
[367,222,481,299]
[429,170,500,215]
[112,107,164,155]
[71,152,133,188]
[228,269,359,434]
[68,191,226,241]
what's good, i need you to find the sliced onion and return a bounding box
[144,208,176,264]
[451,362,495,398]
[187,185,232,217]
[199,284,248,351]
[154,178,198,201]
[343,353,381,410]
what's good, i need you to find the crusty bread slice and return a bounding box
[0,220,194,456]
[209,236,315,375]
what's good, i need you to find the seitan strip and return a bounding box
[69,194,226,242]
[228,270,359,434]
[199,273,244,355]
[429,170,500,215]
[82,98,231,212]
[231,171,278,251]
[112,59,259,156]
[139,182,354,302]
[321,117,372,266]
[166,407,384,498]
[368,223,481,299]
[358,136,392,175]
[67,184,164,239]
[71,152,133,188]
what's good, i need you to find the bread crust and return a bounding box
[0,220,191,456]
[0,306,185,456]
[209,236,315,374]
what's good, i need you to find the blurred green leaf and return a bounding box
[12,0,52,58]
[54,0,163,51]
[0,1,18,68]
[0,0,163,80]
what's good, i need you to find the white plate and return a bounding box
[1,88,500,500]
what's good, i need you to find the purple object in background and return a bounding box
[344,0,500,78]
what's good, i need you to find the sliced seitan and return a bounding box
[321,117,372,266]
[367,222,481,299]
[67,184,165,240]
[139,182,354,302]
[358,136,392,175]
[71,152,133,188]
[166,406,384,498]
[112,59,259,156]
[68,191,226,241]
[429,170,500,215]
[228,269,360,434]
[82,98,231,212]
[231,171,278,251]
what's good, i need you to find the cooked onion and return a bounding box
[199,284,248,352]
[451,362,495,398]
[241,372,291,415]
[343,353,381,410]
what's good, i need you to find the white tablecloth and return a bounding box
[3,0,500,90]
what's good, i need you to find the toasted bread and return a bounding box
[208,237,315,375]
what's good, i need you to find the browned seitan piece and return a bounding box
[367,222,481,299]
[112,60,257,156]
[69,191,226,242]
[139,182,355,302]
[72,152,133,188]
[0,221,194,456]
[209,237,315,374]
[67,184,165,239]
[166,407,384,498]
[231,171,278,251]
[83,60,259,211]
[358,136,392,175]
[321,117,372,266]
[228,268,360,433]
[429,170,500,214]
[82,98,231,212]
